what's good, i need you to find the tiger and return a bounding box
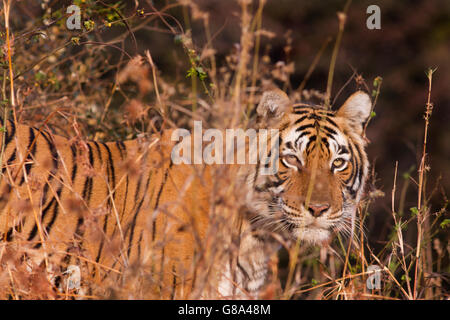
[0,89,371,299]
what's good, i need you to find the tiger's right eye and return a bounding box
[282,154,302,170]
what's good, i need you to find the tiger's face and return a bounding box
[249,90,371,244]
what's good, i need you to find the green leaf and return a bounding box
[373,76,383,87]
[440,219,450,229]
[410,207,419,216]
[84,20,95,31]
[186,67,196,79]
[196,67,207,81]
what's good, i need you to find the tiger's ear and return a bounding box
[336,91,372,133]
[256,89,291,126]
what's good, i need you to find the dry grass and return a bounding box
[0,0,448,300]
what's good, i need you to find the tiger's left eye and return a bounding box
[332,158,346,169]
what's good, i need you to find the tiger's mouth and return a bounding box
[279,200,341,244]
[288,223,333,244]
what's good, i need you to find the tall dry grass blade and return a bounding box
[391,161,413,299]
[1,0,15,181]
[232,0,252,125]
[413,67,436,299]
[146,50,166,118]
[324,0,351,108]
[297,37,332,95]
[3,0,15,111]
[248,0,266,112]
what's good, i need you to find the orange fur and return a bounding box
[0,90,372,298]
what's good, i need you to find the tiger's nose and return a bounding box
[307,203,330,217]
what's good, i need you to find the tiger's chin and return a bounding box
[291,227,332,245]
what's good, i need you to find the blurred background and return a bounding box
[4,0,449,297]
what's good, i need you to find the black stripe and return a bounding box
[19,127,37,185]
[95,227,106,264]
[295,130,311,148]
[5,227,13,242]
[325,116,339,128]
[344,143,356,184]
[346,185,357,197]
[318,110,335,116]
[116,141,129,221]
[40,132,59,208]
[102,143,116,193]
[134,170,144,203]
[101,143,115,255]
[285,141,293,150]
[93,141,103,162]
[339,145,349,155]
[256,175,287,191]
[4,222,22,242]
[94,143,116,265]
[346,143,358,189]
[44,188,63,233]
[152,164,172,241]
[73,216,85,240]
[306,135,317,152]
[353,141,364,190]
[350,142,360,189]
[2,149,16,175]
[87,143,94,170]
[309,113,326,121]
[41,184,49,210]
[38,131,59,208]
[115,141,126,158]
[40,131,58,172]
[127,170,153,257]
[136,230,143,261]
[70,143,78,183]
[159,244,166,293]
[295,124,314,132]
[4,119,15,148]
[33,186,64,249]
[320,125,338,136]
[27,197,56,242]
[292,109,310,115]
[77,142,94,257]
[237,261,251,283]
[82,143,94,203]
[171,264,177,299]
[293,115,308,125]
[1,120,19,176]
[320,137,329,151]
[121,157,146,257]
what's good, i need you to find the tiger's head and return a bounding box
[248,89,371,244]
